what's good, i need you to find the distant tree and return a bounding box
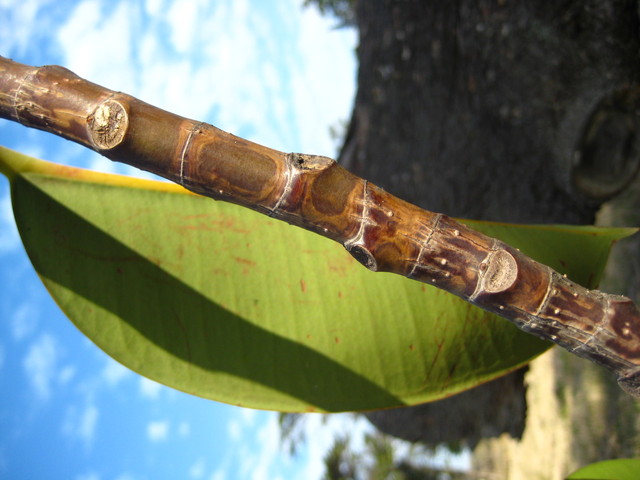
[323,435,360,480]
[304,0,355,26]
[278,412,307,455]
[364,433,407,480]
[320,430,473,480]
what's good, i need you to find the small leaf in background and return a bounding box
[1,147,634,412]
[566,458,640,479]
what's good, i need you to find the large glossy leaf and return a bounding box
[1,146,634,412]
[566,458,640,479]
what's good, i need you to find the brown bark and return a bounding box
[1,55,639,400]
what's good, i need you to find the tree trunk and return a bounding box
[343,0,639,222]
[346,0,640,466]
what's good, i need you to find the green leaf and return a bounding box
[1,146,635,412]
[566,458,640,479]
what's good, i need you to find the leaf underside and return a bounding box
[3,148,634,412]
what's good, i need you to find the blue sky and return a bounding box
[0,1,376,479]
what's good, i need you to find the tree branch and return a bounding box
[1,56,639,398]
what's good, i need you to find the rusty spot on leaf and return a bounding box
[233,256,256,275]
[234,257,256,267]
[327,259,351,277]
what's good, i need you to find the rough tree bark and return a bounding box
[345,0,640,452]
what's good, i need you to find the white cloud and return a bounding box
[0,189,20,254]
[62,403,100,448]
[57,0,136,91]
[0,0,52,57]
[46,0,355,180]
[233,412,293,480]
[147,420,170,442]
[114,474,138,480]
[239,407,257,426]
[147,0,258,124]
[166,0,199,54]
[75,472,100,480]
[87,156,119,176]
[102,357,132,386]
[227,418,241,442]
[58,365,77,386]
[10,302,38,341]
[23,333,60,400]
[189,457,206,479]
[225,406,259,446]
[253,414,288,480]
[144,0,162,17]
[291,7,357,156]
[209,469,225,480]
[139,376,163,399]
[178,421,191,438]
[79,405,99,443]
